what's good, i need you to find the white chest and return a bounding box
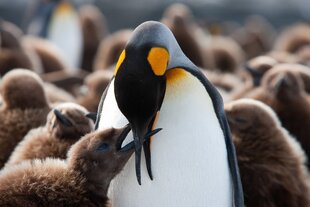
[98,73,232,206]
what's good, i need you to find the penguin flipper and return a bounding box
[167,66,244,207]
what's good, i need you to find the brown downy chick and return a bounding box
[231,15,276,59]
[0,21,40,75]
[161,3,204,67]
[232,56,278,100]
[0,126,136,206]
[22,37,68,73]
[94,29,132,70]
[79,4,109,72]
[225,99,310,207]
[202,36,245,73]
[43,82,76,105]
[0,69,50,168]
[274,23,310,54]
[6,103,94,166]
[77,70,113,112]
[246,70,310,164]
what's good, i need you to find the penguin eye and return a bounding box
[97,143,110,151]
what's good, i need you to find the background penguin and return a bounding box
[225,99,310,207]
[161,3,204,67]
[0,21,42,75]
[78,4,109,72]
[245,70,310,165]
[201,36,245,73]
[0,69,50,168]
[22,36,68,73]
[43,82,76,105]
[77,70,113,112]
[96,21,243,207]
[28,0,83,70]
[6,103,93,166]
[0,126,137,206]
[231,56,278,100]
[94,29,132,70]
[274,23,310,54]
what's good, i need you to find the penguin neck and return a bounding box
[69,159,112,199]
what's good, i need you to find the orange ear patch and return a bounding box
[147,47,169,76]
[114,50,126,76]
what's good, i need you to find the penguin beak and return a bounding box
[131,124,162,185]
[53,109,73,127]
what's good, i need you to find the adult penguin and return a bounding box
[28,0,82,70]
[95,21,243,207]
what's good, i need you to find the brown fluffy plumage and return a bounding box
[245,68,310,164]
[79,5,109,72]
[225,99,310,207]
[274,23,310,54]
[94,30,132,70]
[231,15,275,59]
[0,69,50,168]
[161,3,204,67]
[0,126,134,206]
[6,103,93,166]
[44,82,76,105]
[202,36,245,73]
[77,70,113,112]
[0,21,40,75]
[22,37,68,73]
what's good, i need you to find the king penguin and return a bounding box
[28,0,82,71]
[95,21,244,207]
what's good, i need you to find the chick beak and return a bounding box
[53,109,73,127]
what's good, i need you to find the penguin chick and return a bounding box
[0,69,50,168]
[246,70,310,164]
[161,3,204,67]
[94,29,132,70]
[6,103,94,166]
[79,4,109,72]
[0,126,135,206]
[202,36,245,73]
[0,22,39,75]
[231,56,278,100]
[22,36,68,73]
[231,15,275,59]
[44,82,76,105]
[77,70,113,112]
[225,99,310,207]
[274,23,310,54]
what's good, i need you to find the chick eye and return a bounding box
[235,117,247,123]
[97,143,110,151]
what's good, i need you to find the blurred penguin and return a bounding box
[225,99,310,207]
[79,4,109,72]
[77,70,113,112]
[0,69,50,168]
[6,103,93,166]
[94,29,132,70]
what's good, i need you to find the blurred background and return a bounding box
[1,0,309,32]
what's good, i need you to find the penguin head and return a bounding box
[67,125,138,189]
[112,21,192,184]
[263,70,305,101]
[225,99,279,137]
[47,103,94,140]
[0,69,48,109]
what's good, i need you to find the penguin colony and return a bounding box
[0,1,309,206]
